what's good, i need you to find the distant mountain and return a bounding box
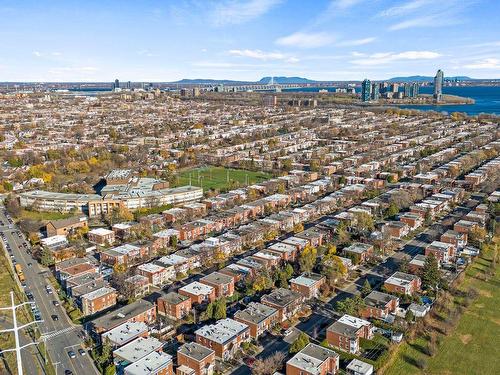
[170,76,318,85]
[170,78,252,85]
[388,75,474,82]
[257,76,318,84]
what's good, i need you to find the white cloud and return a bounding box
[351,50,441,65]
[212,0,282,26]
[33,51,42,57]
[229,49,299,63]
[464,58,500,69]
[337,37,376,47]
[276,32,334,48]
[386,0,472,31]
[389,15,440,31]
[378,0,431,17]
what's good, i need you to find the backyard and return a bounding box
[382,238,499,375]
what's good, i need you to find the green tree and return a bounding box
[355,212,375,234]
[40,248,54,267]
[361,279,372,296]
[290,332,310,354]
[284,263,294,279]
[170,235,178,249]
[299,245,317,273]
[421,253,440,290]
[385,203,399,218]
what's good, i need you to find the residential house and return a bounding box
[384,272,421,295]
[290,273,326,299]
[176,342,215,375]
[234,302,278,339]
[157,292,192,320]
[360,291,399,320]
[199,272,235,298]
[80,286,117,316]
[137,263,173,287]
[346,359,374,375]
[46,216,88,237]
[440,230,467,250]
[343,243,373,264]
[425,241,456,263]
[261,288,304,322]
[195,319,250,360]
[88,228,115,246]
[326,315,373,354]
[286,343,339,375]
[102,321,149,348]
[113,336,164,369]
[86,299,156,338]
[179,282,216,305]
[124,351,173,375]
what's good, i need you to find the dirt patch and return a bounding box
[491,318,500,326]
[460,334,472,345]
[478,289,492,298]
[474,303,485,309]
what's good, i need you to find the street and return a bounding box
[0,206,99,375]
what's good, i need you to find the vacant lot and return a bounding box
[383,240,499,375]
[172,166,272,192]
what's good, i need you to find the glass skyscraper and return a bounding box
[361,79,371,102]
[433,69,444,101]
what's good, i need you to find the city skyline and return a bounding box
[0,0,499,82]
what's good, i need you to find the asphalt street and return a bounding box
[0,206,99,375]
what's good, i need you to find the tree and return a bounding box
[336,295,365,316]
[309,160,320,172]
[250,273,274,293]
[293,223,304,233]
[399,256,410,273]
[252,352,286,375]
[405,309,415,322]
[207,298,227,320]
[299,245,317,273]
[421,253,440,290]
[40,247,54,267]
[170,235,178,249]
[290,332,310,354]
[385,203,399,218]
[355,212,374,234]
[469,226,487,246]
[284,263,294,279]
[361,279,372,296]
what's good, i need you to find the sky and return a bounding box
[0,0,499,82]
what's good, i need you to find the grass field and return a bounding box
[0,246,37,374]
[383,240,499,375]
[172,166,272,192]
[19,209,73,222]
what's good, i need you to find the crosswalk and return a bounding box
[40,326,77,341]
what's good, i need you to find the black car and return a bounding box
[52,300,60,306]
[51,314,59,321]
[65,370,73,375]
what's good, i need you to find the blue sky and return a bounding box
[0,0,499,82]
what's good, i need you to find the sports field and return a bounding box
[172,166,272,192]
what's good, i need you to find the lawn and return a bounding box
[19,209,73,222]
[383,239,499,375]
[0,246,36,374]
[172,166,272,192]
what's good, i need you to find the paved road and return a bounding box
[0,207,99,375]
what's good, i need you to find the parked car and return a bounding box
[51,315,59,321]
[52,300,60,307]
[78,349,86,356]
[67,351,76,359]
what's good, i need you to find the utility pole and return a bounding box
[0,291,41,375]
